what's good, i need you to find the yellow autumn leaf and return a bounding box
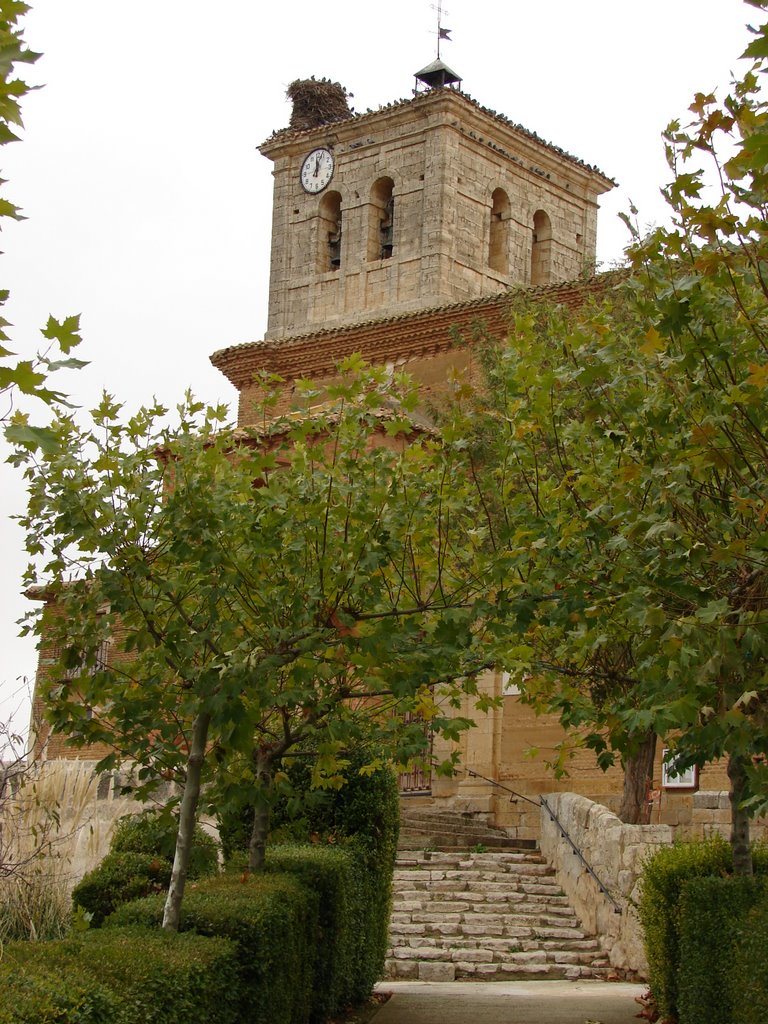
[690,423,716,446]
[619,463,641,482]
[746,362,768,388]
[639,326,665,356]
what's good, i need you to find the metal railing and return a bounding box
[462,767,623,915]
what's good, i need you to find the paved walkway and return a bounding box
[372,980,646,1024]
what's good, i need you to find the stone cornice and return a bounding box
[260,88,615,190]
[211,271,627,391]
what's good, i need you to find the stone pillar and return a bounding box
[454,669,503,817]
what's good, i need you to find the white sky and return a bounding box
[0,0,755,731]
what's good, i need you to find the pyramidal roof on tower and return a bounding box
[414,57,462,91]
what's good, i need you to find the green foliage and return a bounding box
[309,758,400,998]
[267,762,400,1007]
[265,844,358,1021]
[71,852,172,927]
[0,959,117,1024]
[730,888,768,1024]
[677,875,767,1024]
[71,813,218,928]
[284,747,401,859]
[11,364,497,923]
[110,812,219,879]
[0,7,85,424]
[442,3,768,841]
[638,837,768,1020]
[108,874,318,1024]
[2,926,240,1024]
[220,750,400,1003]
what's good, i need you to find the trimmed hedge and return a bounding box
[0,960,117,1024]
[639,836,768,1022]
[108,873,318,1024]
[71,852,172,926]
[677,876,767,1024]
[72,810,219,927]
[219,751,400,1011]
[110,811,219,879]
[266,844,358,1021]
[1,926,240,1024]
[730,891,768,1024]
[3,760,398,1024]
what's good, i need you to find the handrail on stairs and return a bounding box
[461,767,623,915]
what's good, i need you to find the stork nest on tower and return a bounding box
[287,78,354,131]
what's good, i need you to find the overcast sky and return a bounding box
[0,0,755,731]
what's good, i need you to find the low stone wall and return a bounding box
[2,760,185,893]
[539,793,673,978]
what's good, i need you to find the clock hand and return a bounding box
[314,155,320,176]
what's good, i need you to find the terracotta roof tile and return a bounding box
[211,271,627,391]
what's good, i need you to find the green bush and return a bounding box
[321,759,399,1001]
[108,874,318,1024]
[71,852,171,926]
[216,749,400,1013]
[1,927,240,1024]
[638,836,768,1021]
[284,756,400,1001]
[730,890,768,1024]
[677,876,767,1024]
[110,811,219,878]
[288,757,400,999]
[0,960,117,1024]
[266,844,357,1020]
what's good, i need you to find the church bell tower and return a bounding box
[259,72,614,343]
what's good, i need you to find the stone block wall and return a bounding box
[539,792,672,977]
[261,90,612,341]
[1,759,219,894]
[539,791,768,978]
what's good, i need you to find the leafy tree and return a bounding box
[456,0,768,868]
[0,3,86,433]
[11,364,499,929]
[0,3,87,915]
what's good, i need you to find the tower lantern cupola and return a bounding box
[414,58,462,92]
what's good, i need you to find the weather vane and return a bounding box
[431,2,453,59]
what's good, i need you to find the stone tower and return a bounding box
[259,71,614,343]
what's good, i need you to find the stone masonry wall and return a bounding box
[540,792,671,977]
[539,791,768,978]
[1,760,218,894]
[262,90,611,341]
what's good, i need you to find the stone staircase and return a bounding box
[398,807,536,852]
[386,843,611,981]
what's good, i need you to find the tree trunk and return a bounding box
[727,751,753,877]
[248,799,271,872]
[248,752,273,872]
[619,729,657,824]
[162,710,211,930]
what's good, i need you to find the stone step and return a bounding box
[399,828,535,853]
[390,914,587,933]
[394,887,572,903]
[398,809,537,852]
[386,847,607,983]
[385,957,614,983]
[396,850,547,866]
[388,944,602,963]
[396,854,551,871]
[393,874,566,893]
[389,934,601,953]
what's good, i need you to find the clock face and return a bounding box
[300,148,335,193]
